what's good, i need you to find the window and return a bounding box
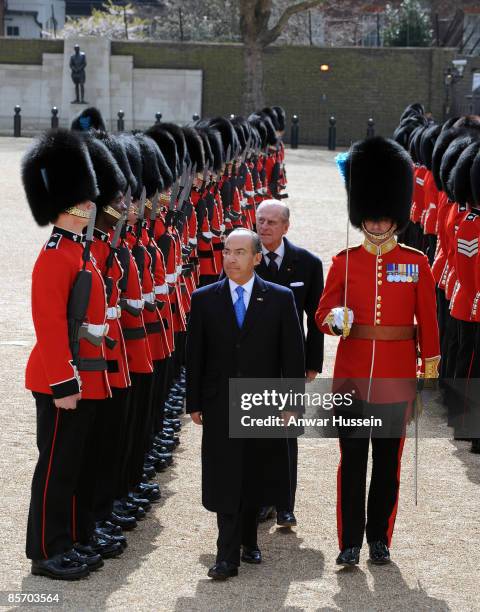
[7,26,20,36]
[463,14,480,55]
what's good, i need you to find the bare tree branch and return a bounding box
[260,0,324,46]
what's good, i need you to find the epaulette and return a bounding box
[337,244,362,256]
[44,233,62,250]
[397,243,424,256]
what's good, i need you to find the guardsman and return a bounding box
[23,129,113,580]
[316,136,440,567]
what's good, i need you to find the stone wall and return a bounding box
[0,37,458,143]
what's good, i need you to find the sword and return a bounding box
[178,163,196,211]
[110,209,127,250]
[169,178,181,211]
[82,203,97,269]
[149,191,159,238]
[135,186,146,244]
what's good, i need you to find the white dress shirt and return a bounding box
[229,275,255,310]
[261,238,285,270]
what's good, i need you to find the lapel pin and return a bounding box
[257,297,264,301]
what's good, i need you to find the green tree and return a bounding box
[383,0,432,47]
[62,1,150,40]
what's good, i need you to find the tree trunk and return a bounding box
[242,40,265,114]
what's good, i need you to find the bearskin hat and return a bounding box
[432,128,466,191]
[93,131,137,196]
[80,134,126,208]
[144,125,179,180]
[345,136,413,231]
[71,106,107,132]
[196,129,214,170]
[134,134,162,198]
[471,148,480,207]
[440,136,476,200]
[22,128,98,226]
[399,103,425,122]
[118,134,143,199]
[183,127,205,171]
[451,140,480,206]
[156,122,186,170]
[261,107,280,132]
[420,124,441,171]
[200,127,224,172]
[409,125,427,164]
[272,106,286,132]
[207,117,239,162]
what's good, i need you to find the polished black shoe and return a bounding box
[110,511,137,531]
[149,449,173,465]
[143,463,156,479]
[114,499,146,520]
[368,541,391,565]
[276,510,297,528]
[207,561,238,580]
[336,547,361,566]
[135,483,161,502]
[241,547,262,564]
[94,527,127,549]
[145,455,167,473]
[258,506,276,523]
[70,545,104,570]
[128,493,152,511]
[96,520,122,536]
[86,533,123,559]
[154,438,176,451]
[31,553,90,580]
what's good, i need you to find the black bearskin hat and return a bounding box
[261,107,280,131]
[80,134,126,208]
[272,106,286,132]
[182,127,205,171]
[451,140,480,206]
[420,124,441,171]
[200,127,224,172]
[207,117,239,161]
[471,148,480,207]
[399,103,425,122]
[157,122,186,171]
[22,128,98,226]
[118,134,143,200]
[440,136,475,200]
[134,134,162,198]
[93,131,137,196]
[71,106,107,132]
[144,125,179,181]
[345,136,413,231]
[432,128,466,191]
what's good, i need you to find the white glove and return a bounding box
[331,307,354,331]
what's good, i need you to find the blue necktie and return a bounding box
[234,286,246,328]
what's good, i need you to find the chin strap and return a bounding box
[65,206,91,219]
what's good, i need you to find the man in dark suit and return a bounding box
[186,228,305,580]
[255,199,324,528]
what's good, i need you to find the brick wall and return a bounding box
[0,38,457,145]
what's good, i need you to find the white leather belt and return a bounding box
[416,178,425,186]
[83,322,109,337]
[220,224,225,232]
[176,264,183,275]
[241,199,247,208]
[202,232,213,239]
[189,238,197,246]
[142,292,155,304]
[244,190,254,197]
[166,273,177,283]
[126,298,144,309]
[106,306,121,320]
[155,283,169,295]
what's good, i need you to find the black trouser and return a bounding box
[216,504,259,566]
[117,372,153,496]
[26,393,98,560]
[450,320,479,439]
[93,387,129,522]
[147,359,167,444]
[425,235,437,266]
[337,436,405,550]
[173,331,186,377]
[276,437,297,513]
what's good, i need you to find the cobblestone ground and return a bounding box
[0,138,479,611]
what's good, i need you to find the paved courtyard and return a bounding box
[0,138,479,611]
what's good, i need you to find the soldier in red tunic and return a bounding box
[316,136,440,567]
[22,129,113,579]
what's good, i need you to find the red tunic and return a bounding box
[411,166,427,224]
[26,227,110,400]
[422,170,439,235]
[91,230,130,389]
[450,210,480,321]
[316,239,440,403]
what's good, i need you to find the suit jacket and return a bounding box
[256,237,324,372]
[186,274,305,513]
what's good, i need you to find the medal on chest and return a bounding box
[386,263,418,283]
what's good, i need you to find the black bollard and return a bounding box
[192,113,200,121]
[13,106,21,137]
[51,107,59,129]
[367,117,375,138]
[290,115,299,149]
[117,110,125,132]
[155,112,162,124]
[328,116,336,151]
